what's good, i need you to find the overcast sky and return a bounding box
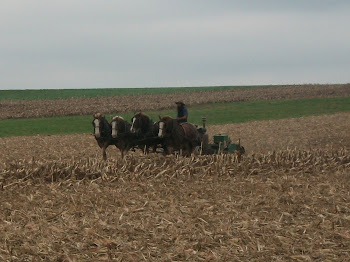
[1,1,349,90]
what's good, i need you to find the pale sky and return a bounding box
[1,1,349,90]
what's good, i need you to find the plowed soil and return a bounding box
[1,84,349,119]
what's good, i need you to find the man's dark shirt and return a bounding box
[177,106,188,123]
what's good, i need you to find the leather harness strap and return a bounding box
[179,123,187,138]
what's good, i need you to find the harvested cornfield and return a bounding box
[0,114,350,261]
[1,113,349,165]
[0,149,349,261]
[207,112,350,153]
[1,84,349,119]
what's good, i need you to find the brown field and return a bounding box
[1,113,350,261]
[207,112,350,153]
[1,84,349,119]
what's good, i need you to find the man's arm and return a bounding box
[177,115,187,121]
[177,108,188,121]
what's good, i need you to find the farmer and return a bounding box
[175,101,188,123]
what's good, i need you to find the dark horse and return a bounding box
[92,113,116,160]
[130,112,153,136]
[158,116,200,156]
[110,116,133,158]
[130,112,161,153]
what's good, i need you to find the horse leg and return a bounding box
[162,145,167,155]
[121,142,127,159]
[114,142,123,159]
[188,142,194,156]
[161,142,168,155]
[122,142,132,159]
[184,143,189,157]
[184,142,192,157]
[102,145,107,160]
[143,145,149,155]
[152,144,157,153]
[165,146,172,155]
[185,144,190,157]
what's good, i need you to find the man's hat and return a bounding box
[175,101,185,105]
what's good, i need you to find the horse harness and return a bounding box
[179,122,188,138]
[170,120,192,140]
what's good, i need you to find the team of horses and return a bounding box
[92,112,201,160]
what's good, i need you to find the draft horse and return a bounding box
[92,113,116,160]
[158,116,199,156]
[130,112,161,153]
[110,116,133,158]
[130,112,153,136]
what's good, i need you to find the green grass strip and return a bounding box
[0,97,349,137]
[0,85,262,101]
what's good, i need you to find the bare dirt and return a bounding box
[0,113,349,261]
[1,84,349,119]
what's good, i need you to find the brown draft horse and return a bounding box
[130,112,153,136]
[130,112,161,153]
[110,116,133,158]
[158,116,200,156]
[92,113,116,160]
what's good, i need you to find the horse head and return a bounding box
[111,116,125,138]
[151,121,160,137]
[130,112,151,135]
[158,116,174,138]
[92,113,110,139]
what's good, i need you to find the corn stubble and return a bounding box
[0,149,349,261]
[1,84,349,119]
[0,115,350,261]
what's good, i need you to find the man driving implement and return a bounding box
[175,101,188,123]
